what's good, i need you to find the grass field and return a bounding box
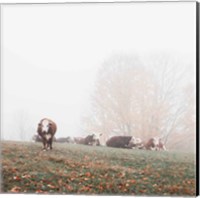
[1,141,196,195]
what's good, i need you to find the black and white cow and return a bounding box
[37,118,57,151]
[106,136,144,149]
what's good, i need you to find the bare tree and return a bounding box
[82,53,195,149]
[143,54,195,145]
[83,54,161,141]
[167,83,196,151]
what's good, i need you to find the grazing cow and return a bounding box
[57,136,74,143]
[74,133,102,146]
[127,137,144,149]
[106,136,133,148]
[37,118,57,151]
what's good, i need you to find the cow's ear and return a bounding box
[38,123,41,126]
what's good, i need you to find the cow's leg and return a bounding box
[162,145,167,151]
[49,138,53,150]
[42,139,47,151]
[96,139,100,146]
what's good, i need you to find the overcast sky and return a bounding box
[1,2,196,140]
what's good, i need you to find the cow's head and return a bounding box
[129,136,137,146]
[38,119,52,141]
[89,133,102,146]
[152,137,160,147]
[92,133,102,141]
[128,137,143,148]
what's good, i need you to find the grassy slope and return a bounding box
[1,141,196,195]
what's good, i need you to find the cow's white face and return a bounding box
[129,136,137,144]
[152,137,159,146]
[41,119,50,133]
[92,133,102,140]
[135,138,142,144]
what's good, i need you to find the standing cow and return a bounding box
[37,118,57,151]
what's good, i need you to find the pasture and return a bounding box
[1,141,196,195]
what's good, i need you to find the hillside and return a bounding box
[1,141,196,195]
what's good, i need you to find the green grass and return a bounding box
[1,141,196,195]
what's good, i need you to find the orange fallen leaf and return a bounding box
[36,189,43,193]
[13,176,21,181]
[47,184,56,189]
[10,186,21,193]
[130,179,136,184]
[85,172,91,177]
[22,174,31,179]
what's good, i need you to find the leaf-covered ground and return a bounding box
[1,141,196,195]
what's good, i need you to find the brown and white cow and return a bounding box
[74,133,102,146]
[144,137,166,151]
[144,137,159,150]
[37,118,57,151]
[56,136,74,143]
[157,138,167,151]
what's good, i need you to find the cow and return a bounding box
[74,133,102,146]
[56,136,74,144]
[144,137,159,150]
[127,137,144,149]
[90,133,102,146]
[144,137,166,151]
[106,136,133,148]
[37,118,57,151]
[157,138,167,151]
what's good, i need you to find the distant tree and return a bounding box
[14,110,34,141]
[82,54,195,149]
[83,55,161,142]
[167,83,196,151]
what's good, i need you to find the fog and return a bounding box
[1,2,196,142]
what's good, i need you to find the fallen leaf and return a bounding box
[47,184,56,189]
[36,189,43,193]
[85,172,91,177]
[13,176,21,181]
[10,186,21,192]
[22,174,31,179]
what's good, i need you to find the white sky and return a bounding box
[1,2,196,140]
